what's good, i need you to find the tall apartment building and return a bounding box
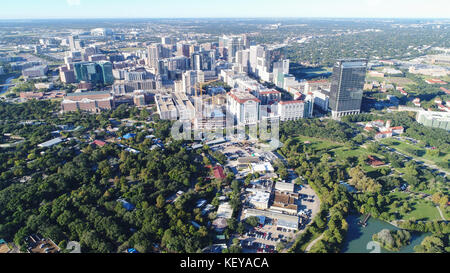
[236,49,251,73]
[59,66,76,84]
[329,59,368,119]
[191,51,215,71]
[155,94,178,120]
[182,70,205,96]
[220,35,247,63]
[147,43,163,69]
[68,35,84,51]
[227,90,261,125]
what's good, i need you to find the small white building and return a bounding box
[251,162,275,173]
[248,190,271,210]
[216,202,233,219]
[275,181,295,193]
[277,100,305,121]
[38,138,63,148]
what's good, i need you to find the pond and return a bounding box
[341,215,429,253]
[0,76,16,95]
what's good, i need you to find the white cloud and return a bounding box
[67,0,81,6]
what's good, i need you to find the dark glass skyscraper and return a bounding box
[74,61,114,85]
[329,59,368,119]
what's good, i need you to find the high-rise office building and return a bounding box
[220,35,247,63]
[161,37,173,45]
[147,43,163,69]
[74,61,114,85]
[329,59,368,119]
[98,61,114,85]
[182,70,205,96]
[190,51,215,71]
[68,35,84,51]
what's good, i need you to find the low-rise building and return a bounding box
[38,138,63,148]
[155,94,178,120]
[61,91,115,113]
[251,162,275,173]
[248,190,271,210]
[271,192,299,215]
[425,79,448,85]
[216,202,233,219]
[275,181,295,193]
[417,111,450,131]
[244,209,299,230]
[25,235,60,254]
[277,100,306,121]
[22,65,48,79]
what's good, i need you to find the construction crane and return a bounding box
[194,78,222,119]
[194,78,221,99]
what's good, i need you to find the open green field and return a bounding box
[381,138,449,171]
[295,135,341,151]
[294,136,389,177]
[366,75,415,86]
[295,136,386,160]
[387,192,443,221]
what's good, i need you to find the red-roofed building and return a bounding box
[425,79,447,85]
[440,87,450,95]
[213,166,226,180]
[227,90,260,125]
[398,89,408,96]
[391,126,404,135]
[20,92,44,100]
[367,155,385,167]
[91,140,107,147]
[257,89,281,104]
[375,130,393,140]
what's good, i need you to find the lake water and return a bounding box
[341,215,429,253]
[0,77,15,95]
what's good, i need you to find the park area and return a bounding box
[294,136,389,176]
[386,192,445,222]
[380,138,449,172]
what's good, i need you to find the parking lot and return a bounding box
[239,220,296,253]
[209,137,321,253]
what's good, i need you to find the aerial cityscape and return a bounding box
[0,0,449,264]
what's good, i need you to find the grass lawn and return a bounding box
[387,192,442,221]
[406,202,442,221]
[381,138,449,171]
[365,75,415,86]
[295,136,341,151]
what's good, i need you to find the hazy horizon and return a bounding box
[1,0,450,20]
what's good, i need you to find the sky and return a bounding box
[0,0,449,19]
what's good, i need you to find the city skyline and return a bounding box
[1,0,450,20]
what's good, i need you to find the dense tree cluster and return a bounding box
[372,229,411,251]
[280,119,355,144]
[414,234,450,253]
